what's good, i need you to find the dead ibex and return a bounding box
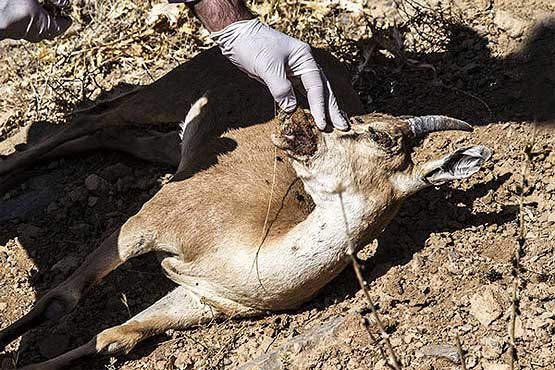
[0,47,491,369]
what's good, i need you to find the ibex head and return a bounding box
[272,110,492,203]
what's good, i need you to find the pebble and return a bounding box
[416,344,460,363]
[51,255,80,274]
[16,223,43,239]
[47,202,58,214]
[469,285,503,327]
[100,163,133,183]
[493,10,528,37]
[483,363,510,370]
[85,174,101,192]
[85,174,111,195]
[88,196,99,207]
[480,336,504,360]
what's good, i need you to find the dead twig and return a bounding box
[338,191,402,370]
[510,123,536,370]
[455,332,467,370]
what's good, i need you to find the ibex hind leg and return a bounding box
[0,219,158,352]
[0,128,182,194]
[19,286,228,370]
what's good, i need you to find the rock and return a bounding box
[174,352,193,370]
[466,355,478,368]
[507,315,525,339]
[16,223,43,239]
[51,255,80,274]
[85,174,110,195]
[47,201,58,214]
[88,196,99,207]
[100,163,133,183]
[480,336,504,360]
[494,10,528,38]
[116,175,135,193]
[469,285,503,327]
[483,363,510,370]
[68,187,87,203]
[416,344,460,363]
[39,334,69,359]
[85,174,100,191]
[237,312,367,369]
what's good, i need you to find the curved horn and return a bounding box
[406,115,473,137]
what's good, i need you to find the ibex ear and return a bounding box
[271,109,319,159]
[420,145,492,185]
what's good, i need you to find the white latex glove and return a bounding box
[211,18,349,131]
[0,0,71,42]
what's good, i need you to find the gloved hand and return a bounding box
[0,0,71,42]
[211,18,349,131]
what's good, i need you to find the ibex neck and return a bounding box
[251,191,372,309]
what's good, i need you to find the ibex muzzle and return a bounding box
[0,48,491,370]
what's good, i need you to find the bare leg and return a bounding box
[0,129,182,194]
[46,128,181,167]
[18,286,260,370]
[0,220,155,351]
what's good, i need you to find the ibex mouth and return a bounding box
[272,109,319,157]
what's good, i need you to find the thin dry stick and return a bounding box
[510,123,536,370]
[251,144,279,291]
[455,333,467,370]
[338,192,402,370]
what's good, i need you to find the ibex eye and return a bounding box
[367,127,394,148]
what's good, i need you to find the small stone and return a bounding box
[39,334,69,359]
[507,315,525,338]
[47,161,59,169]
[85,174,110,195]
[483,363,510,370]
[88,196,98,207]
[469,285,503,327]
[174,352,193,370]
[68,188,87,203]
[416,344,460,363]
[466,355,478,368]
[51,255,80,274]
[481,336,504,360]
[85,174,100,192]
[493,10,528,38]
[16,223,42,239]
[100,163,133,183]
[47,201,58,213]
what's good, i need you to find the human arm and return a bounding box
[0,0,71,42]
[172,0,349,130]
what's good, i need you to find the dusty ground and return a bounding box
[1,0,554,369]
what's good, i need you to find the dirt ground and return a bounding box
[1,0,554,369]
